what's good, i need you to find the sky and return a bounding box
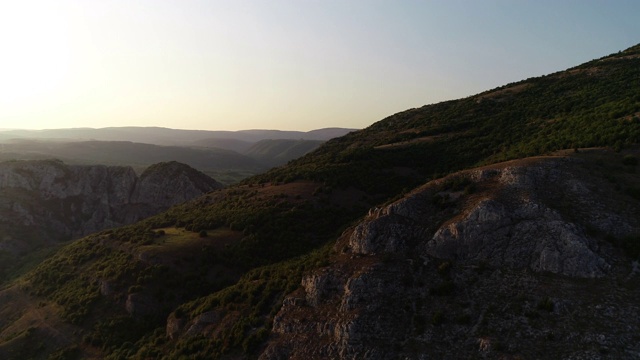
[0,1,638,131]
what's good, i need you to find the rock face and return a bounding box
[126,293,161,318]
[0,159,222,254]
[347,158,624,278]
[261,154,640,359]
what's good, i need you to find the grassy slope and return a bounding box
[243,139,324,166]
[1,44,639,359]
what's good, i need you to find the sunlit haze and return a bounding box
[0,0,638,131]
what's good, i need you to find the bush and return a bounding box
[437,261,452,275]
[537,297,554,312]
[431,311,445,325]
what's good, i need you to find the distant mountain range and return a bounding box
[0,127,356,184]
[0,44,639,359]
[0,127,356,147]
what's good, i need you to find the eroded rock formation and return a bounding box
[261,155,640,359]
[0,159,222,254]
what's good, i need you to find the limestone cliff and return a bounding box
[0,159,222,255]
[261,151,640,359]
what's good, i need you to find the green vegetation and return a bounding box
[160,245,331,359]
[243,139,324,166]
[3,44,640,359]
[251,45,640,198]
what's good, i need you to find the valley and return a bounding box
[0,44,639,359]
[0,128,355,185]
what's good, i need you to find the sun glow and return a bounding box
[0,2,74,111]
[0,1,637,131]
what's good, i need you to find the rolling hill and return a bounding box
[0,44,639,359]
[0,128,356,184]
[0,127,356,148]
[243,139,324,167]
[0,160,222,301]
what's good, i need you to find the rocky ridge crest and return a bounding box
[261,152,640,359]
[0,160,222,254]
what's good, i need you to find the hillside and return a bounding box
[0,160,221,286]
[0,44,639,359]
[0,140,264,185]
[0,127,356,148]
[263,149,640,359]
[243,139,324,167]
[191,138,255,153]
[0,131,355,184]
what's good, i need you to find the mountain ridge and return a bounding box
[0,160,222,285]
[0,43,639,359]
[0,127,357,147]
[262,148,640,359]
[0,128,356,184]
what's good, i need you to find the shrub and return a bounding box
[537,297,554,312]
[437,261,452,275]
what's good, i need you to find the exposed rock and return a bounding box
[348,158,628,278]
[184,311,222,337]
[99,280,113,296]
[166,313,187,340]
[348,214,426,255]
[262,155,640,359]
[168,309,241,343]
[132,161,221,209]
[126,292,160,318]
[301,268,344,306]
[0,159,222,254]
[427,198,609,277]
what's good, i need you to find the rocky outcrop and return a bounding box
[166,309,241,343]
[132,161,221,207]
[348,158,629,278]
[0,159,222,254]
[427,197,609,277]
[126,292,161,318]
[262,154,640,359]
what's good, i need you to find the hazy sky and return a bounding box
[0,1,638,131]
